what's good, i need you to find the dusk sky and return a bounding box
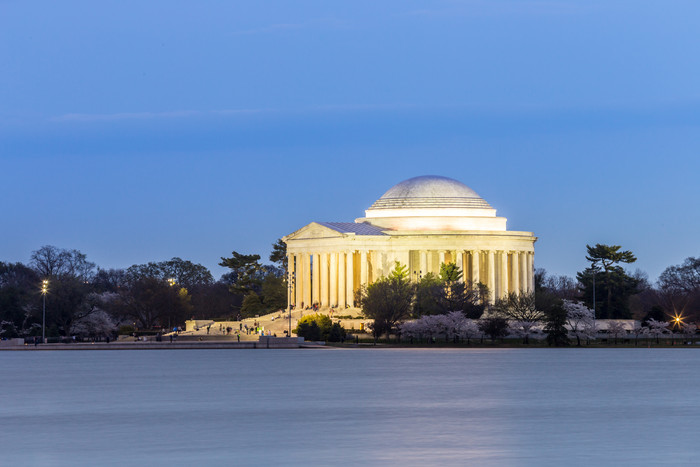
[2,0,698,282]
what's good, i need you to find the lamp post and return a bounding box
[288,271,295,337]
[167,278,176,331]
[590,266,598,317]
[41,279,49,344]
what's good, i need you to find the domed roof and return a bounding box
[368,175,491,210]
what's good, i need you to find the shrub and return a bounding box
[294,313,346,342]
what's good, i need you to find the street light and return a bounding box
[41,279,49,344]
[288,271,296,337]
[167,278,176,331]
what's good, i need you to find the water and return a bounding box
[1,348,699,466]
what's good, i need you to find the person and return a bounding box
[207,325,210,335]
[237,333,240,343]
[34,336,38,347]
[169,334,173,343]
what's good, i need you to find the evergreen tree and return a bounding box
[543,303,569,346]
[577,244,639,319]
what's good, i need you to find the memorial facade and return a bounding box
[282,175,537,307]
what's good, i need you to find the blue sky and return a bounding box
[2,0,699,282]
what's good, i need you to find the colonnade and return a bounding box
[287,248,535,308]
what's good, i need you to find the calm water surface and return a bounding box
[2,348,699,466]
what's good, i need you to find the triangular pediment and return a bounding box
[283,222,347,241]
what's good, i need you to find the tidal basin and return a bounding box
[2,348,699,466]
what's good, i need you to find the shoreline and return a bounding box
[0,337,323,351]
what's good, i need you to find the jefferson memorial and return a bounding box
[283,175,537,307]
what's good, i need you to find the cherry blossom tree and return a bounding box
[631,322,648,346]
[646,318,668,344]
[681,322,697,344]
[70,309,117,339]
[606,320,627,345]
[563,300,596,346]
[508,320,542,344]
[399,312,480,344]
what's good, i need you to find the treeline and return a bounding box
[0,241,289,339]
[357,244,700,344]
[538,244,700,323]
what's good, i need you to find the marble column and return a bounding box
[346,251,354,307]
[500,250,508,299]
[360,251,368,288]
[471,250,480,286]
[338,252,346,308]
[456,251,464,282]
[527,252,534,292]
[374,251,384,281]
[312,253,320,306]
[521,251,528,293]
[487,250,496,304]
[512,251,520,295]
[330,252,338,306]
[302,253,311,307]
[420,251,428,278]
[439,251,446,267]
[295,254,303,307]
[320,252,329,306]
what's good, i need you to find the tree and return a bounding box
[413,264,486,319]
[631,322,647,346]
[45,278,96,337]
[111,277,193,329]
[357,262,413,340]
[645,318,668,344]
[240,292,265,318]
[30,245,96,281]
[413,273,443,316]
[508,320,542,344]
[294,313,345,342]
[0,262,39,337]
[563,300,596,346]
[439,262,462,283]
[535,268,579,301]
[260,274,287,312]
[219,251,263,295]
[70,308,117,339]
[126,257,213,290]
[681,323,697,344]
[577,244,639,319]
[492,292,543,344]
[606,321,626,345]
[295,320,321,341]
[269,239,288,271]
[543,303,569,346]
[493,292,542,322]
[92,268,128,293]
[657,257,700,322]
[189,282,240,320]
[478,317,509,343]
[642,305,665,326]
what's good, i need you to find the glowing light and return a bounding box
[671,312,685,328]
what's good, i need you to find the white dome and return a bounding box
[368,175,491,211]
[357,175,506,231]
